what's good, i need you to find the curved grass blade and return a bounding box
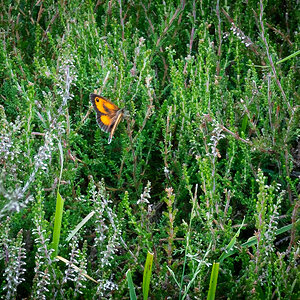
[56,255,98,284]
[219,217,245,263]
[221,220,299,260]
[66,211,95,242]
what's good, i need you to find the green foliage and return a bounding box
[126,269,137,300]
[207,262,220,300]
[0,0,299,299]
[143,251,154,300]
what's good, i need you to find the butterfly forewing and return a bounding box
[91,94,119,114]
[90,93,124,143]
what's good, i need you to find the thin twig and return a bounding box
[259,0,292,113]
[222,8,262,59]
[93,0,105,13]
[287,201,299,252]
[43,8,59,39]
[118,0,125,41]
[184,0,196,74]
[267,74,275,146]
[36,2,44,24]
[31,132,46,136]
[155,0,185,48]
[216,0,222,76]
[220,125,252,145]
[265,22,293,46]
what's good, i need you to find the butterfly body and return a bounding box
[90,93,124,144]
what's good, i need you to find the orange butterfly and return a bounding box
[90,93,124,144]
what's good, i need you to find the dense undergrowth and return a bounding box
[0,0,299,299]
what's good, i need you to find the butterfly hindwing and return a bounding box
[90,93,124,143]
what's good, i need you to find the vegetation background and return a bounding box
[0,0,299,299]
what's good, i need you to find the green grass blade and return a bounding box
[182,243,212,300]
[142,251,154,300]
[182,267,202,300]
[126,269,137,300]
[166,266,181,288]
[52,190,64,257]
[275,222,298,236]
[241,221,299,248]
[56,255,98,284]
[219,217,245,263]
[57,139,63,188]
[51,139,65,257]
[276,50,300,64]
[66,211,95,242]
[219,220,299,259]
[207,262,220,300]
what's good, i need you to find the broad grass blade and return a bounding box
[126,269,137,300]
[52,190,64,257]
[52,139,65,256]
[207,262,220,300]
[143,251,154,300]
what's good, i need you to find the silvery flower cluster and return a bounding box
[89,181,120,293]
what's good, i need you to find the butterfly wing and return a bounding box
[108,109,124,144]
[90,93,124,143]
[90,94,120,133]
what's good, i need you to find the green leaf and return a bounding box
[166,266,181,288]
[219,217,245,263]
[241,115,248,133]
[126,269,137,300]
[241,221,299,248]
[143,251,154,300]
[276,50,300,64]
[219,220,299,260]
[207,262,220,300]
[66,211,95,242]
[57,138,64,188]
[51,139,65,257]
[51,190,64,257]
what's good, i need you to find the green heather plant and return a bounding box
[0,0,299,299]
